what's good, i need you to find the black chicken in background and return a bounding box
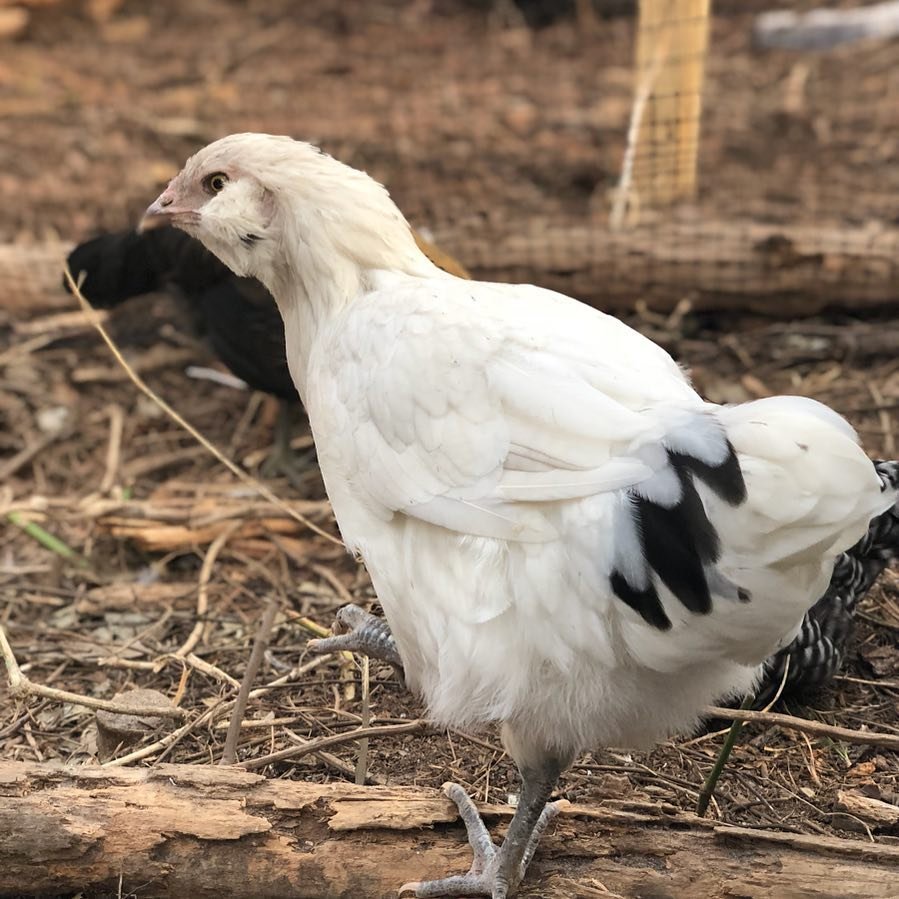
[66,227,305,482]
[68,227,297,399]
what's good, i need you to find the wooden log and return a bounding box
[0,230,466,317]
[3,222,899,319]
[835,789,899,832]
[439,219,899,315]
[1,760,898,898]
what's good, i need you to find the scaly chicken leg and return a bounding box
[307,603,404,680]
[402,773,567,899]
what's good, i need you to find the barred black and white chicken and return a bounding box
[757,459,899,707]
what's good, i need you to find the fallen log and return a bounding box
[3,220,899,319]
[1,760,898,898]
[437,220,899,316]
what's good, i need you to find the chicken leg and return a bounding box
[401,762,568,899]
[306,603,405,681]
[310,604,567,896]
[259,401,319,490]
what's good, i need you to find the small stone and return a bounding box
[504,100,538,137]
[860,643,899,678]
[596,773,632,798]
[35,405,69,435]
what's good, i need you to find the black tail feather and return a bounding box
[611,443,746,629]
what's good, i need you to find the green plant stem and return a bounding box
[697,692,755,817]
[6,511,89,568]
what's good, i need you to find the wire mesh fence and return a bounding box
[275,0,899,313]
[1,0,897,313]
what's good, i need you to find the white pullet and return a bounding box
[142,134,896,899]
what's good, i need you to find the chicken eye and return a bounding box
[204,172,229,194]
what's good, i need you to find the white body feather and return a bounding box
[170,135,894,765]
[299,273,890,760]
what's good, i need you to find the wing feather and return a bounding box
[317,276,717,545]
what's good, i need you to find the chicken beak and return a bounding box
[138,186,198,233]
[138,198,175,233]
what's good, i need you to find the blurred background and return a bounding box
[3,0,898,310]
[1,0,898,865]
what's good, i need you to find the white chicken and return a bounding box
[141,133,896,899]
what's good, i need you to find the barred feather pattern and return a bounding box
[756,460,899,707]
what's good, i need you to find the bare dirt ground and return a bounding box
[1,1,898,896]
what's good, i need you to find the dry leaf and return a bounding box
[859,643,899,678]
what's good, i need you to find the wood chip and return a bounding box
[95,688,177,760]
[835,789,899,832]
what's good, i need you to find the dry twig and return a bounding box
[240,719,430,771]
[355,655,371,784]
[703,705,899,751]
[98,403,125,494]
[0,431,63,483]
[281,728,387,785]
[220,599,280,765]
[0,623,186,720]
[174,520,241,660]
[101,656,336,768]
[103,701,224,768]
[695,658,792,815]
